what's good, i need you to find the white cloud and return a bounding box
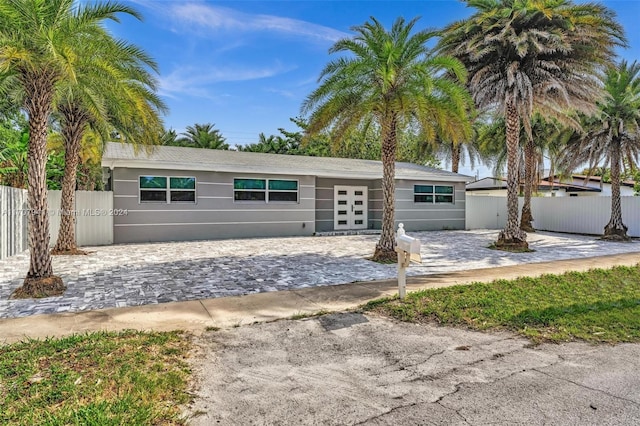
[264,87,296,99]
[158,64,296,99]
[165,2,349,42]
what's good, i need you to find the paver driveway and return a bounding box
[1,230,638,319]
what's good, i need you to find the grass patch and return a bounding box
[363,264,640,344]
[0,330,192,425]
[289,310,331,321]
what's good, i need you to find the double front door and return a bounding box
[334,186,368,230]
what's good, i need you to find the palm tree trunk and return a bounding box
[451,142,461,174]
[373,114,398,262]
[17,69,65,297]
[496,99,528,250]
[520,137,535,232]
[603,138,628,240]
[53,104,88,254]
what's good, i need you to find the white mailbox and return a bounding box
[395,224,422,266]
[396,234,422,264]
[395,223,421,300]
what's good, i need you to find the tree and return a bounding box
[477,114,576,231]
[238,118,381,159]
[0,130,28,188]
[0,0,143,296]
[240,133,291,154]
[561,61,640,240]
[51,27,166,254]
[159,128,178,146]
[439,0,625,250]
[302,17,472,261]
[177,123,228,150]
[75,130,107,191]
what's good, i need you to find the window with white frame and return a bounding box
[414,184,454,204]
[139,176,196,203]
[234,178,298,202]
[268,179,298,202]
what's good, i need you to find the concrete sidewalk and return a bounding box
[0,251,637,345]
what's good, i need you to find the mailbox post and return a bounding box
[395,223,421,299]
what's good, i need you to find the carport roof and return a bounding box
[102,142,471,182]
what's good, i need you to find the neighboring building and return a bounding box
[466,177,601,197]
[102,143,470,244]
[466,177,510,197]
[544,174,637,197]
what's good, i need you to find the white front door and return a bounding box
[334,186,368,230]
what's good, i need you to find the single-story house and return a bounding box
[544,174,637,197]
[466,177,601,197]
[101,143,470,244]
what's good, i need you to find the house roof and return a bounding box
[466,177,508,190]
[546,174,636,188]
[102,142,472,182]
[466,176,601,192]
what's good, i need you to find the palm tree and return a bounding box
[561,61,640,241]
[477,114,574,232]
[74,130,105,191]
[52,27,166,254]
[302,17,473,261]
[439,0,625,250]
[0,0,142,296]
[0,131,28,188]
[177,123,229,150]
[160,128,178,146]
[432,124,482,174]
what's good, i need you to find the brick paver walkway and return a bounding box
[1,230,638,319]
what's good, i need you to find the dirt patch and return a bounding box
[51,248,93,256]
[12,276,66,299]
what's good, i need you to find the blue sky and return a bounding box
[112,0,640,175]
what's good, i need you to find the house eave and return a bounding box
[101,158,471,183]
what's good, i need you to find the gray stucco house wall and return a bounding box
[102,143,470,244]
[111,167,316,243]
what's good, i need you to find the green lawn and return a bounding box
[0,330,192,425]
[364,264,640,344]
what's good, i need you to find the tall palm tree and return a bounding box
[177,123,229,150]
[477,114,574,232]
[302,17,473,261]
[561,61,640,240]
[52,28,166,254]
[0,0,142,296]
[439,0,624,250]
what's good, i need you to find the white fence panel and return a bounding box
[2,189,113,259]
[47,190,113,247]
[47,190,62,247]
[76,191,113,246]
[531,197,609,235]
[466,196,508,230]
[623,197,640,237]
[0,186,28,260]
[468,195,640,238]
